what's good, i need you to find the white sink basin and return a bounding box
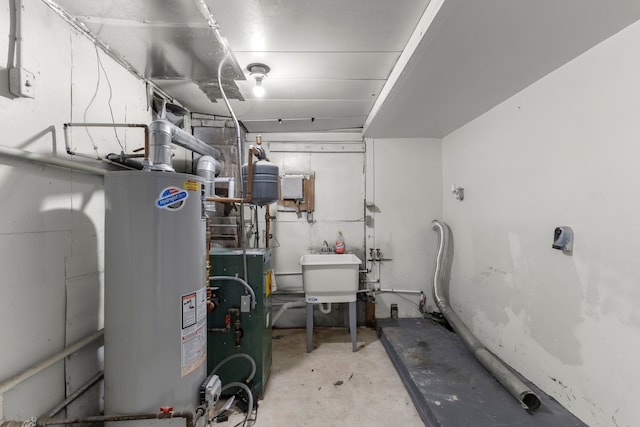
[300,253,362,303]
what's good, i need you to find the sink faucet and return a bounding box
[322,241,330,253]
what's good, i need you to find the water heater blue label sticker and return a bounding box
[156,186,188,211]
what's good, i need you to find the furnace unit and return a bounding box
[207,248,273,397]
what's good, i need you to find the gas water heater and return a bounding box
[104,171,207,426]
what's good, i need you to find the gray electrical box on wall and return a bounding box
[281,174,304,199]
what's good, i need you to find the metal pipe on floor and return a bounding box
[431,220,541,412]
[36,410,195,427]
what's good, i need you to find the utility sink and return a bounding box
[300,253,362,303]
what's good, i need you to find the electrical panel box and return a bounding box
[208,248,272,397]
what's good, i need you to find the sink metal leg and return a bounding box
[306,303,313,353]
[349,301,357,352]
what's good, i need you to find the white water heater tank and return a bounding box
[104,171,207,426]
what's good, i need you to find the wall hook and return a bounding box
[451,185,464,201]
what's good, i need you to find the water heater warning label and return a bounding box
[181,287,207,377]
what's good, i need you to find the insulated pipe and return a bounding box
[0,329,104,395]
[105,153,143,170]
[271,300,306,326]
[431,220,541,412]
[0,145,106,176]
[64,123,149,165]
[209,275,256,309]
[211,353,256,383]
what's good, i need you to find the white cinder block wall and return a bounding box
[442,20,640,427]
[0,0,149,420]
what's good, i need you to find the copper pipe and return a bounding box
[265,205,271,248]
[204,146,259,204]
[64,123,150,164]
[127,123,150,164]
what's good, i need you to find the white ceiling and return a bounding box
[364,0,640,138]
[48,0,640,138]
[206,0,428,133]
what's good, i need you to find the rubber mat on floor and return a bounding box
[377,318,586,427]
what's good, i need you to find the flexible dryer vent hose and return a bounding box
[431,220,541,412]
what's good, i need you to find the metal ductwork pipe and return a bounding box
[196,155,222,215]
[149,119,222,171]
[431,220,541,412]
[148,120,174,171]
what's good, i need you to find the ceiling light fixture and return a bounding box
[247,63,270,98]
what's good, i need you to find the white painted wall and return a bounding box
[253,133,365,325]
[0,0,149,420]
[249,132,366,293]
[252,134,442,325]
[442,20,640,427]
[365,138,442,318]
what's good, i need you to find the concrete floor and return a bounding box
[216,327,423,427]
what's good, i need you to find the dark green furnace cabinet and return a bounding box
[207,248,273,397]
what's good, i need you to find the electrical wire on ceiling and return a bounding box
[95,46,125,153]
[80,46,125,159]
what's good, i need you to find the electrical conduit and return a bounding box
[210,275,256,310]
[211,353,256,383]
[431,220,541,412]
[217,52,248,281]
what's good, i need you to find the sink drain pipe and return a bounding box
[431,220,541,412]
